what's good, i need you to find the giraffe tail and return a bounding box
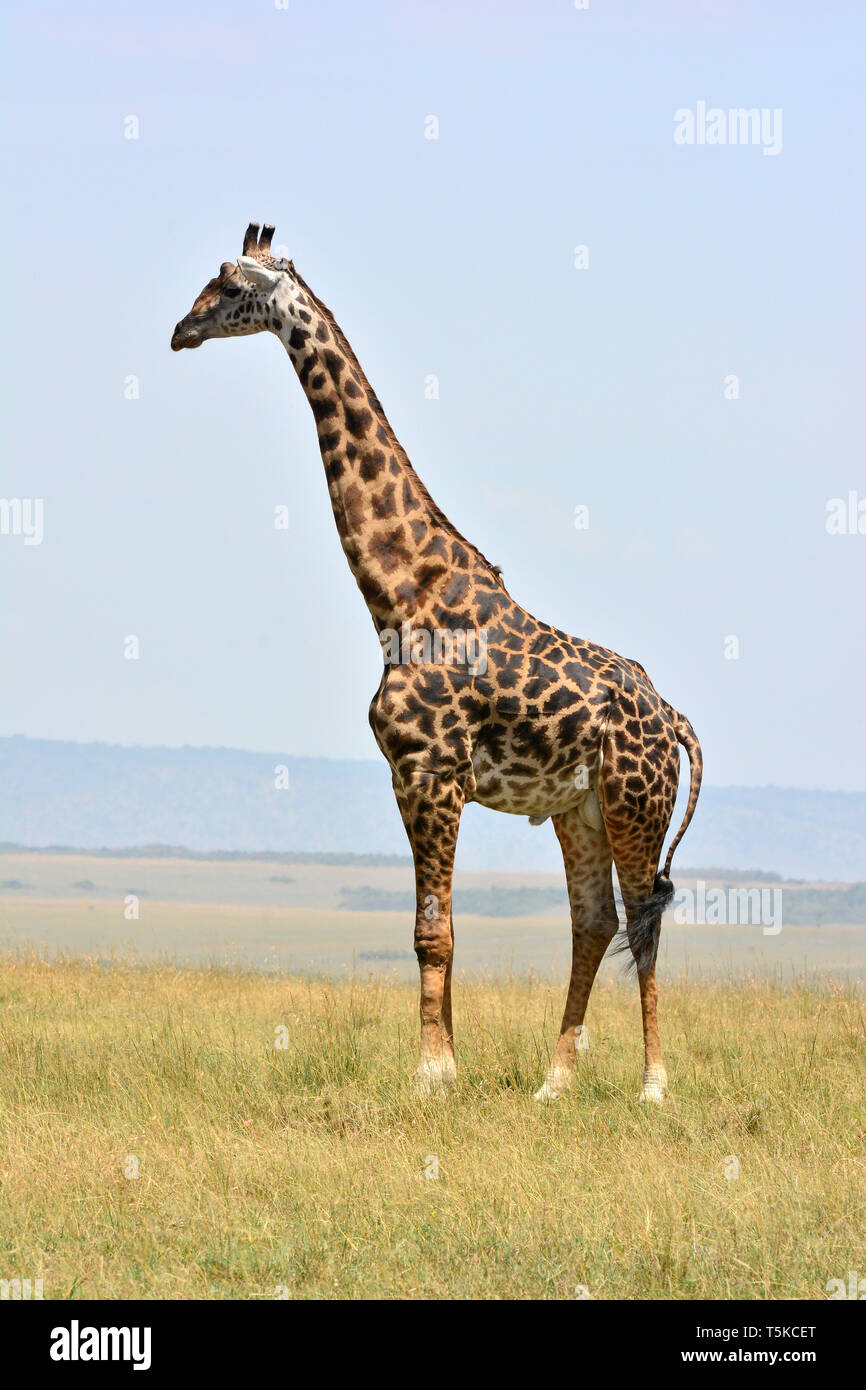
[662,712,703,880]
[612,711,702,973]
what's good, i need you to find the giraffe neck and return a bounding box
[272,271,500,633]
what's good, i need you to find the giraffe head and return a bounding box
[171,221,295,351]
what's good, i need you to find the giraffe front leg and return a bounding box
[392,772,464,1093]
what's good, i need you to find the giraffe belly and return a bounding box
[470,746,603,824]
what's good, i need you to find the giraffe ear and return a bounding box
[237,256,281,290]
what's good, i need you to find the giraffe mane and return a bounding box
[286,265,508,594]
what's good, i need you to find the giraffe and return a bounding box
[171,223,703,1104]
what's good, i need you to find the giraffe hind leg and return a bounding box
[533,809,618,1103]
[599,715,680,1102]
[616,861,673,1103]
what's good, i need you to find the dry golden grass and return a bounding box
[0,952,863,1300]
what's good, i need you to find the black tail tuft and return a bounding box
[611,871,675,974]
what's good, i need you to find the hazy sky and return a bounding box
[2,0,864,788]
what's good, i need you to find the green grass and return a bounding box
[0,953,863,1299]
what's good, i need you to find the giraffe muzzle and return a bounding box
[171,321,203,351]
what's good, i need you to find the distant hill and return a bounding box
[338,880,866,924]
[0,843,411,868]
[1,737,864,881]
[339,884,569,917]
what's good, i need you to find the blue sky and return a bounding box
[1,0,864,788]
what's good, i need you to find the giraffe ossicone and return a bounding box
[171,222,704,1105]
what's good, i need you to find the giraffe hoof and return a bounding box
[639,1066,667,1104]
[639,1084,665,1104]
[533,1069,570,1104]
[413,1058,456,1095]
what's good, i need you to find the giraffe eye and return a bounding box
[223,285,242,299]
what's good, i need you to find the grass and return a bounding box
[0,952,863,1300]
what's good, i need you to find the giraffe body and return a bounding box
[172,225,703,1103]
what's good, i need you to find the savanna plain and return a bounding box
[0,942,862,1300]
